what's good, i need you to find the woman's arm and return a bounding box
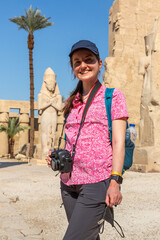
[105,117,127,207]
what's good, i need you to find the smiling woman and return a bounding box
[46,40,129,240]
[64,40,102,117]
[71,49,102,85]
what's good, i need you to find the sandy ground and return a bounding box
[0,159,160,240]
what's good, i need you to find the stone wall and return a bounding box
[103,0,160,172]
[0,99,64,159]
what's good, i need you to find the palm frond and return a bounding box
[0,117,30,139]
[9,17,30,32]
[14,125,30,136]
[9,5,53,33]
[0,125,8,132]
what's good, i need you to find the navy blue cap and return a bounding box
[69,40,99,57]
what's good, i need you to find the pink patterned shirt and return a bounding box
[61,85,129,185]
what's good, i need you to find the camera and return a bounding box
[50,149,73,173]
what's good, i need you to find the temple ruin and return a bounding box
[0,0,160,171]
[103,0,160,172]
[0,74,64,160]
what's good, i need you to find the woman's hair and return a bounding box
[63,52,101,117]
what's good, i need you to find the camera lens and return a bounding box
[51,160,56,170]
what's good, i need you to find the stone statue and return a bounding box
[38,67,62,158]
[138,17,159,146]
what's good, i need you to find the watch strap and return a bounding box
[111,175,123,184]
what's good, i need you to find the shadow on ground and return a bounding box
[0,161,28,168]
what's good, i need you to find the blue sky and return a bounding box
[1,0,114,103]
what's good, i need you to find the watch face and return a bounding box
[111,175,123,184]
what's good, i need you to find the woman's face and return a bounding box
[71,49,102,84]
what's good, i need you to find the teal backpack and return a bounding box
[105,88,135,173]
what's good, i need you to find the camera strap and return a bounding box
[72,80,102,158]
[98,205,125,238]
[58,80,102,157]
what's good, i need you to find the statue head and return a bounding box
[44,68,56,93]
[40,67,60,96]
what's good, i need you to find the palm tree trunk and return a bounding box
[28,33,34,158]
[9,138,15,158]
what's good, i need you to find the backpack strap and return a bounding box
[105,88,135,173]
[105,88,115,143]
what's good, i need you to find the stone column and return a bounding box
[38,115,41,145]
[34,115,42,159]
[55,111,65,149]
[19,113,29,150]
[0,112,9,155]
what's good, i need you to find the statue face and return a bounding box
[45,76,56,92]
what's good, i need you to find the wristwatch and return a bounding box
[111,175,123,184]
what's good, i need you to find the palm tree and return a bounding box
[0,117,30,158]
[9,6,53,158]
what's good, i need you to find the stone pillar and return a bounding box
[103,0,160,172]
[0,112,9,155]
[55,111,65,149]
[133,16,160,172]
[19,113,29,150]
[34,115,42,159]
[38,115,41,145]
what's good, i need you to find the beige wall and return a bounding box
[103,0,160,172]
[0,99,64,159]
[104,0,160,133]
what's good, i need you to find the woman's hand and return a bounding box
[105,179,122,207]
[46,150,52,168]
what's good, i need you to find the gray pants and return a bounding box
[61,178,110,240]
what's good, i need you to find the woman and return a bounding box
[47,40,129,240]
